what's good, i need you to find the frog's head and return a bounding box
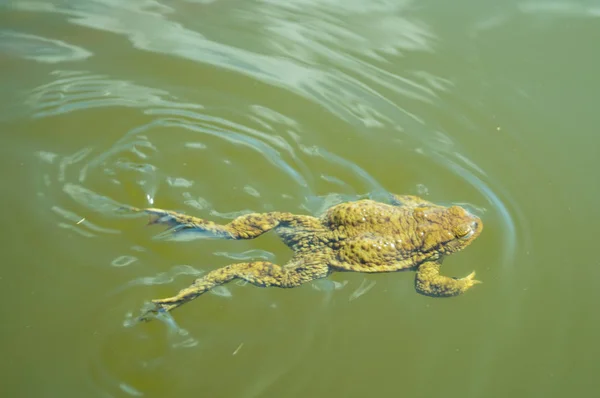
[414,205,483,257]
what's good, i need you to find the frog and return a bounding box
[128,194,483,321]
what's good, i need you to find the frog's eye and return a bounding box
[454,224,474,240]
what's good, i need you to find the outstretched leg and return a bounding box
[126,206,295,239]
[139,261,330,321]
[415,261,481,297]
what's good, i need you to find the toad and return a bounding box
[128,194,483,321]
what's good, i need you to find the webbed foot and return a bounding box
[137,299,182,322]
[461,271,482,287]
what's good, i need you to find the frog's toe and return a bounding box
[136,306,160,322]
[462,271,482,287]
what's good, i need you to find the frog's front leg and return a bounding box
[125,206,294,240]
[138,260,330,321]
[415,261,481,297]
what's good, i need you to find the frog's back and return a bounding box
[322,199,411,236]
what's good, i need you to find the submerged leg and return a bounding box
[127,206,294,239]
[415,261,481,297]
[139,261,329,321]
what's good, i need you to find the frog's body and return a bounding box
[130,194,483,321]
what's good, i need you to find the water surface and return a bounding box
[1,1,599,397]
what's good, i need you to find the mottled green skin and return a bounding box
[130,194,483,321]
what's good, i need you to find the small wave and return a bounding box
[0,30,92,63]
[26,70,204,118]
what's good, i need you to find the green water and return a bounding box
[1,1,599,397]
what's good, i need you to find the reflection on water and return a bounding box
[26,70,204,118]
[0,30,92,63]
[4,0,597,397]
[12,0,445,133]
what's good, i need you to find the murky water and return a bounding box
[2,1,599,397]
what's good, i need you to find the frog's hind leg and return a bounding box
[138,260,329,321]
[125,206,293,240]
[415,261,481,297]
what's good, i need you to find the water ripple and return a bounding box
[26,70,204,118]
[14,0,444,134]
[0,30,92,63]
[140,115,310,190]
